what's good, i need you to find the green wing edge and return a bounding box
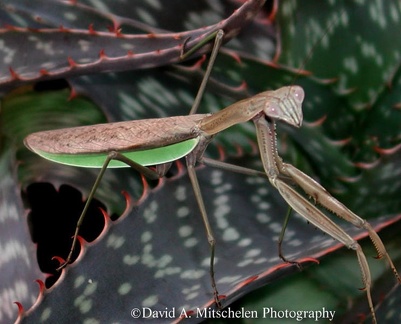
[32,138,200,168]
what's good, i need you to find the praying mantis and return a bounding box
[24,28,400,324]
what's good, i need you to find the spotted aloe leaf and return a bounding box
[1,0,401,323]
[0,0,266,89]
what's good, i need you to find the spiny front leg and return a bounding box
[252,115,399,323]
[257,113,400,286]
[282,162,401,285]
[274,177,376,323]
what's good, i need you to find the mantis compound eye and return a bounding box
[292,85,305,104]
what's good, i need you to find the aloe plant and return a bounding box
[1,0,401,323]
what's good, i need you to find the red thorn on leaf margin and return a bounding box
[13,280,46,321]
[58,25,69,32]
[77,234,87,246]
[134,174,150,206]
[119,190,132,219]
[190,55,207,70]
[52,255,66,266]
[68,56,77,68]
[248,137,259,155]
[304,115,327,127]
[225,50,242,64]
[14,301,24,319]
[374,142,401,155]
[329,137,352,146]
[39,69,49,76]
[216,144,226,161]
[115,28,123,37]
[233,142,244,157]
[88,23,96,35]
[236,80,248,92]
[106,22,122,36]
[9,67,20,80]
[302,257,320,264]
[268,0,278,21]
[68,86,78,100]
[35,279,46,294]
[174,159,187,178]
[353,160,380,169]
[4,24,18,31]
[99,49,107,59]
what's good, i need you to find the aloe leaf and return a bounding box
[0,0,266,88]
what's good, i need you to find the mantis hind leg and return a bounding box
[57,151,167,270]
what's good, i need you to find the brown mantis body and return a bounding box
[25,30,400,323]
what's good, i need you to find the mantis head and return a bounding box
[263,85,304,128]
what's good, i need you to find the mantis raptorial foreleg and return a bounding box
[283,162,400,276]
[252,114,401,324]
